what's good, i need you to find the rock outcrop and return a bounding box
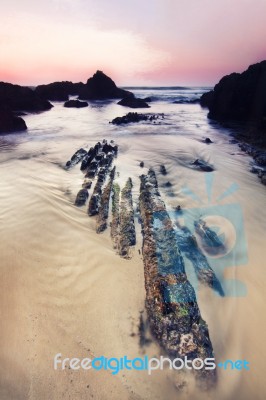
[35,81,84,101]
[200,61,266,145]
[64,100,88,108]
[191,159,214,172]
[0,107,27,133]
[96,167,116,233]
[75,189,89,206]
[118,178,136,258]
[118,97,150,108]
[66,148,87,168]
[111,112,163,125]
[0,82,53,112]
[79,70,133,100]
[139,169,216,386]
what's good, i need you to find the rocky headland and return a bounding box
[0,81,53,133]
[200,60,266,184]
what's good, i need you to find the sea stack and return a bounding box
[78,70,133,100]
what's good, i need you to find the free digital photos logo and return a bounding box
[168,172,248,297]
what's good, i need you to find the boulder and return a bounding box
[75,189,89,206]
[78,70,133,100]
[204,137,213,144]
[0,82,53,112]
[64,99,88,108]
[118,97,150,108]
[160,165,167,175]
[35,81,84,101]
[0,107,27,133]
[191,159,214,172]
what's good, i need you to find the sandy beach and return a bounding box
[0,92,265,399]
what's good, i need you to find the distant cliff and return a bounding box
[200,61,266,146]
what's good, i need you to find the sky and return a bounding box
[0,0,266,86]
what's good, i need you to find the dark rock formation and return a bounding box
[200,61,266,146]
[82,179,92,189]
[204,137,213,144]
[87,141,116,216]
[160,165,167,175]
[66,148,87,168]
[111,112,149,125]
[75,189,89,206]
[64,100,88,108]
[79,70,133,100]
[35,81,84,101]
[174,222,224,296]
[111,112,163,125]
[111,183,120,250]
[199,91,214,108]
[118,97,150,109]
[239,142,266,185]
[164,181,172,187]
[139,169,216,386]
[0,82,52,112]
[96,167,116,233]
[119,178,136,258]
[140,161,144,168]
[191,159,214,172]
[0,107,27,133]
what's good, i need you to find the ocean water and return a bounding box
[0,87,265,400]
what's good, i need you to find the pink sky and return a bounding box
[1,0,266,86]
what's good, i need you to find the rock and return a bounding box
[96,167,116,233]
[0,82,53,112]
[199,91,214,108]
[117,97,150,109]
[204,137,213,144]
[111,183,120,250]
[164,181,172,187]
[250,165,265,174]
[111,112,163,125]
[138,169,216,384]
[143,97,152,102]
[111,112,148,125]
[35,81,84,101]
[75,189,89,206]
[260,173,266,185]
[82,179,92,189]
[66,148,87,168]
[0,107,27,133]
[85,161,99,178]
[255,153,266,166]
[229,139,238,144]
[191,159,214,172]
[200,61,266,146]
[140,161,144,168]
[160,165,167,175]
[79,70,133,100]
[119,178,136,258]
[64,99,88,108]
